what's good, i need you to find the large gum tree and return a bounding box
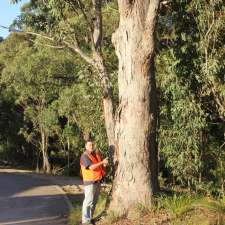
[110,0,160,212]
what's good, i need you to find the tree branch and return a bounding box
[63,40,95,66]
[0,24,56,42]
[77,0,94,32]
[65,0,94,36]
[29,39,66,49]
[145,0,160,32]
[63,0,96,53]
[117,0,133,15]
[26,31,55,41]
[92,0,102,51]
[0,24,96,68]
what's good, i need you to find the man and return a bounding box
[80,140,109,225]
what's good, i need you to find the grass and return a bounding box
[156,193,199,218]
[103,211,122,225]
[69,192,108,225]
[69,202,82,225]
[193,197,225,214]
[69,190,225,225]
[94,192,108,218]
[68,193,83,225]
[156,193,225,225]
[135,203,151,215]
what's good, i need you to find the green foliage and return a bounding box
[157,0,225,193]
[0,30,109,173]
[194,197,225,215]
[156,193,198,218]
[156,193,225,224]
[54,74,108,152]
[6,0,118,171]
[157,49,207,186]
[1,46,66,139]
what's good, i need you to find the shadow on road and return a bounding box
[0,172,83,225]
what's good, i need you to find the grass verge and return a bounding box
[69,190,225,225]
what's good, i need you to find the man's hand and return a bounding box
[102,158,109,167]
[89,157,108,170]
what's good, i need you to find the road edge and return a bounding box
[0,169,76,215]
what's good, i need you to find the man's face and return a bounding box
[85,141,93,152]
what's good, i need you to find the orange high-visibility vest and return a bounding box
[80,152,105,182]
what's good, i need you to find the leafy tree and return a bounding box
[157,51,207,188]
[1,41,76,172]
[190,0,225,196]
[11,0,119,148]
[0,33,32,164]
[156,0,224,194]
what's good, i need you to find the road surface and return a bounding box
[0,172,71,225]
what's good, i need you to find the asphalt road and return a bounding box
[0,172,70,225]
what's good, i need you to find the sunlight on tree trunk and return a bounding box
[109,0,160,213]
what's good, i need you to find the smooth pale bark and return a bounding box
[67,138,70,169]
[110,0,160,213]
[92,0,116,148]
[36,151,40,173]
[93,52,115,147]
[41,129,51,173]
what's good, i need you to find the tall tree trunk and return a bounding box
[91,0,116,148]
[36,151,40,173]
[45,135,51,173]
[41,129,51,173]
[110,0,160,213]
[67,138,70,170]
[94,52,116,147]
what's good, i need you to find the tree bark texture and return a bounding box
[110,0,160,213]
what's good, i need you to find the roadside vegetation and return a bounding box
[69,190,225,225]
